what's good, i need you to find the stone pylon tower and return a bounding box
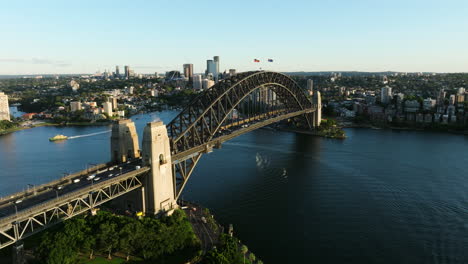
[141,121,177,214]
[110,119,140,163]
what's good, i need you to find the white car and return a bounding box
[86,174,96,180]
[108,174,114,177]
[94,177,101,181]
[135,165,141,170]
[73,179,81,183]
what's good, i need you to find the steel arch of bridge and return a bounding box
[167,71,317,198]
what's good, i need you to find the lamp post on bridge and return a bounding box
[27,184,36,195]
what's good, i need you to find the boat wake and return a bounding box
[68,130,111,139]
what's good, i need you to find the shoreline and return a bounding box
[0,121,112,136]
[340,122,468,136]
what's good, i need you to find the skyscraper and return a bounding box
[193,75,203,90]
[124,66,130,79]
[183,64,193,82]
[214,56,219,81]
[206,60,216,80]
[115,66,120,78]
[380,86,392,104]
[0,92,10,121]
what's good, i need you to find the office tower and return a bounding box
[0,92,10,121]
[70,101,82,112]
[380,86,392,104]
[214,56,219,81]
[124,66,130,79]
[115,66,120,77]
[206,60,216,79]
[193,75,203,90]
[183,64,194,82]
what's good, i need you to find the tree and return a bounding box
[96,221,119,260]
[249,253,256,262]
[241,245,248,264]
[120,221,141,261]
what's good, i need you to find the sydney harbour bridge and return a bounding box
[0,71,322,250]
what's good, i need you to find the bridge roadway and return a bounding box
[0,159,143,219]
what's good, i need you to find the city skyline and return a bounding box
[1,0,468,75]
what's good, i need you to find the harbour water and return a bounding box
[1,111,468,263]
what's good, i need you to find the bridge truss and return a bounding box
[167,71,317,198]
[0,168,149,249]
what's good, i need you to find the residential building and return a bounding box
[404,100,420,113]
[202,79,215,90]
[103,101,113,116]
[70,101,82,112]
[423,98,436,111]
[193,75,203,90]
[449,94,456,105]
[111,97,118,110]
[380,86,392,104]
[0,92,10,121]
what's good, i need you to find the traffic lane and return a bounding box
[0,163,142,217]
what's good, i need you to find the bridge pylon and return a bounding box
[141,121,177,215]
[111,119,141,163]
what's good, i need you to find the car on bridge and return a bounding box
[86,174,96,180]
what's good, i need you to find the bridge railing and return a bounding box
[0,167,149,227]
[0,162,113,208]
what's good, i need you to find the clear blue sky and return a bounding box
[1,0,467,74]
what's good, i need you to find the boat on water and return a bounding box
[49,134,68,141]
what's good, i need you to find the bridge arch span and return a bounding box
[168,71,316,155]
[167,71,318,198]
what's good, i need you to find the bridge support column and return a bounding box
[141,121,177,215]
[11,241,25,264]
[111,119,140,163]
[312,91,322,128]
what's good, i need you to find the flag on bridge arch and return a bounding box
[254,59,260,62]
[268,59,274,62]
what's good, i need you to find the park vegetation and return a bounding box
[33,210,200,264]
[203,234,262,264]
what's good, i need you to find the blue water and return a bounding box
[1,111,468,263]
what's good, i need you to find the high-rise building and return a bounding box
[193,75,203,90]
[183,64,194,82]
[229,69,236,76]
[380,86,392,104]
[206,56,220,81]
[70,101,82,112]
[437,89,446,105]
[307,79,314,96]
[103,101,113,116]
[206,60,216,79]
[449,94,456,105]
[124,66,130,79]
[214,56,219,81]
[115,66,120,78]
[0,92,10,121]
[111,97,118,110]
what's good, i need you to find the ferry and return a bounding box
[49,134,68,141]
